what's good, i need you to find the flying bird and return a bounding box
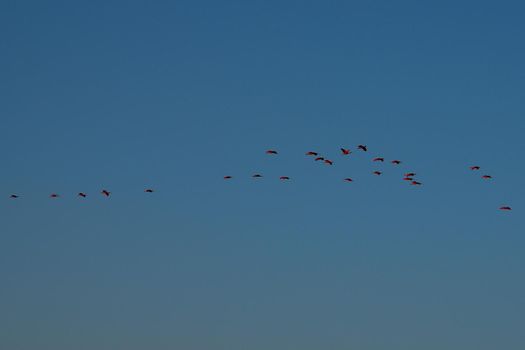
[403,177,413,181]
[405,172,416,177]
[252,174,263,178]
[10,194,19,199]
[341,148,351,155]
[305,151,318,156]
[482,175,493,179]
[343,178,354,182]
[324,159,334,165]
[373,171,382,176]
[50,193,59,198]
[266,150,278,155]
[145,189,154,193]
[78,192,87,198]
[411,181,422,186]
[500,206,512,211]
[279,176,290,180]
[373,157,384,162]
[223,176,233,179]
[315,157,325,161]
[101,190,111,197]
[357,145,368,152]
[470,166,480,170]
[391,160,402,165]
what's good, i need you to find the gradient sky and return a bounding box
[1,1,525,349]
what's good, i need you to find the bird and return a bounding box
[101,190,111,197]
[470,166,480,170]
[403,177,413,181]
[279,176,290,180]
[306,151,318,156]
[78,192,87,198]
[482,175,493,180]
[357,145,368,152]
[9,194,19,199]
[405,172,416,177]
[50,193,59,198]
[266,150,278,155]
[145,189,154,193]
[315,157,325,161]
[252,174,263,178]
[324,159,334,165]
[391,160,402,165]
[373,157,384,162]
[500,206,512,211]
[343,178,354,182]
[411,181,422,186]
[223,176,233,179]
[341,148,351,155]
[373,171,382,176]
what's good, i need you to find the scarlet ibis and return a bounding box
[482,175,493,179]
[315,157,325,161]
[470,166,480,170]
[145,189,154,193]
[405,172,416,177]
[343,178,353,182]
[101,190,110,197]
[223,176,233,179]
[500,206,512,211]
[324,159,333,165]
[403,177,413,181]
[78,192,87,198]
[373,157,384,162]
[391,160,401,165]
[373,171,382,176]
[306,151,318,156]
[50,193,59,198]
[411,181,422,186]
[252,174,263,178]
[357,145,367,152]
[10,194,19,199]
[341,148,351,155]
[279,176,290,180]
[266,150,278,155]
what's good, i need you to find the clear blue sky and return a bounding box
[1,1,524,349]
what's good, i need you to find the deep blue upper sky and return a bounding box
[1,1,524,349]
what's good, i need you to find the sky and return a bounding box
[1,0,524,349]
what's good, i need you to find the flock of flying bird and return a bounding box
[222,145,513,211]
[5,144,512,211]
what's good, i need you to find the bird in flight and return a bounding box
[324,159,334,165]
[357,145,368,152]
[279,176,290,180]
[373,171,382,176]
[305,151,318,156]
[482,175,493,180]
[373,157,384,162]
[223,176,233,179]
[315,157,325,161]
[411,181,422,186]
[500,206,512,211]
[145,189,154,193]
[343,178,354,182]
[78,192,87,198]
[266,150,278,155]
[10,194,19,199]
[101,190,111,197]
[403,177,414,181]
[405,172,416,177]
[391,160,402,165]
[341,148,351,155]
[470,166,480,170]
[50,193,59,198]
[252,174,263,178]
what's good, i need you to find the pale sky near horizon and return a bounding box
[1,1,524,349]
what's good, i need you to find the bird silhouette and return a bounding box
[373,157,384,162]
[315,157,325,161]
[10,194,19,199]
[223,176,233,179]
[405,172,416,177]
[341,148,351,155]
[357,145,367,152]
[145,189,154,193]
[266,150,278,155]
[343,178,354,182]
[279,176,290,180]
[306,151,318,156]
[50,193,59,198]
[482,175,493,180]
[101,190,110,197]
[500,206,512,211]
[470,166,480,170]
[411,181,422,186]
[391,160,402,165]
[403,177,413,181]
[78,192,87,198]
[373,171,382,176]
[252,174,263,178]
[324,159,334,165]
